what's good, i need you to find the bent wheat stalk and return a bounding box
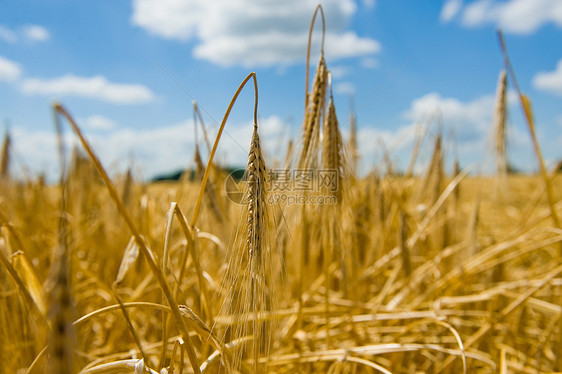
[53,103,202,374]
[191,73,258,227]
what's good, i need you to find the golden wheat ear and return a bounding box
[321,91,344,202]
[494,69,508,177]
[246,123,268,260]
[298,55,328,170]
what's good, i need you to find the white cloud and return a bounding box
[405,92,492,121]
[334,82,355,95]
[0,24,50,43]
[20,74,155,104]
[0,55,22,82]
[23,25,50,42]
[532,59,562,96]
[132,0,381,67]
[360,57,379,69]
[395,93,491,172]
[345,122,423,176]
[79,115,118,131]
[459,0,562,34]
[362,0,376,9]
[191,31,379,67]
[329,65,349,79]
[0,25,17,43]
[440,0,463,23]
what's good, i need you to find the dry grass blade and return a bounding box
[115,236,139,285]
[25,346,48,374]
[168,338,185,374]
[79,359,159,374]
[0,243,47,320]
[111,284,148,364]
[10,251,47,315]
[171,204,213,321]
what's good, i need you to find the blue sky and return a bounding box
[1,0,561,179]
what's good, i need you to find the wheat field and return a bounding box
[1,7,562,374]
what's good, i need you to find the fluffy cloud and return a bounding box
[442,0,562,34]
[532,59,562,96]
[404,92,495,141]
[79,115,118,131]
[0,55,22,82]
[0,24,50,43]
[131,0,380,67]
[329,65,349,79]
[362,0,376,9]
[440,0,463,23]
[0,25,17,43]
[20,74,155,104]
[334,82,355,95]
[22,25,50,42]
[360,57,379,69]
